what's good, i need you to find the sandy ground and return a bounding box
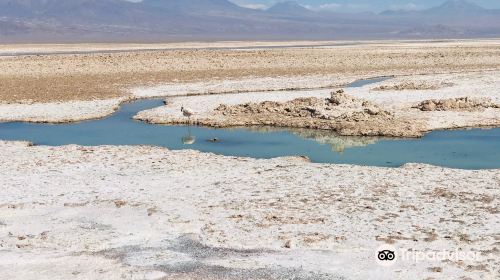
[0,141,498,279]
[1,40,500,104]
[1,40,499,131]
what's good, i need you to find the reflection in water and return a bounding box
[182,135,196,145]
[182,127,196,145]
[290,129,384,153]
[235,126,384,153]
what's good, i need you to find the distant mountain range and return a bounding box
[381,0,499,16]
[0,0,499,42]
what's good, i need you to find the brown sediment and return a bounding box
[2,41,500,103]
[413,97,500,112]
[207,91,425,137]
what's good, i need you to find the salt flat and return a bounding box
[0,141,498,279]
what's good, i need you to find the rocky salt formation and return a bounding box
[372,81,453,91]
[214,90,424,137]
[413,97,500,112]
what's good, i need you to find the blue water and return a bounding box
[347,76,393,87]
[0,97,498,169]
[0,77,498,169]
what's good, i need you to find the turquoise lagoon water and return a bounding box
[0,78,498,170]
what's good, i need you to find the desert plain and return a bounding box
[0,40,499,279]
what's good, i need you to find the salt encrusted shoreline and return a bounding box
[134,71,500,136]
[0,74,362,123]
[1,71,499,135]
[0,98,124,123]
[0,141,498,279]
[130,75,359,98]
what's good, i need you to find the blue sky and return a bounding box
[230,0,500,13]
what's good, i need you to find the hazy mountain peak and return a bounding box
[381,0,490,16]
[437,0,484,10]
[142,0,244,13]
[266,1,312,15]
[426,0,486,14]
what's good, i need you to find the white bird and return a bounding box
[181,106,194,119]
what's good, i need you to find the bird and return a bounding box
[207,138,220,143]
[181,106,194,120]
